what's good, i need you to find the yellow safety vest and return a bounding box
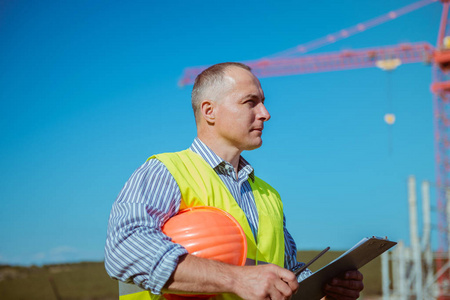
[119,149,285,300]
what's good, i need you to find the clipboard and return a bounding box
[292,236,397,300]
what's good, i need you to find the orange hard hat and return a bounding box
[162,206,247,300]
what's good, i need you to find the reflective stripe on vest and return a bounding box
[119,149,284,300]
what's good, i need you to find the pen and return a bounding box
[294,246,330,276]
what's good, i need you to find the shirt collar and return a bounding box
[189,137,255,182]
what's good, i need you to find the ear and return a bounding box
[200,99,216,124]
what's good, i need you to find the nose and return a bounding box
[258,103,271,121]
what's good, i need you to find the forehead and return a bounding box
[223,67,264,97]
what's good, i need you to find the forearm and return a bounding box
[164,254,300,300]
[163,254,238,295]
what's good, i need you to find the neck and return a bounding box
[197,134,242,171]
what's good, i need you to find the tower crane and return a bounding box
[180,0,450,298]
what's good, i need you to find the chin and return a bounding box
[245,140,263,151]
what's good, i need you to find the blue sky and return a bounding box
[0,0,442,265]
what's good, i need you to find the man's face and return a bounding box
[213,67,271,152]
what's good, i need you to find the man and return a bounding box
[105,62,364,300]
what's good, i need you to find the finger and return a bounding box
[324,283,362,299]
[329,278,364,291]
[324,289,361,300]
[274,279,294,298]
[343,270,363,281]
[268,287,284,300]
[279,270,299,292]
[281,277,299,293]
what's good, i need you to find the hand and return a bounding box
[323,270,364,300]
[232,264,299,300]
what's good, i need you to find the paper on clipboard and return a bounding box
[292,236,397,300]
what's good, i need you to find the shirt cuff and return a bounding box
[292,263,314,283]
[297,268,313,282]
[147,244,189,294]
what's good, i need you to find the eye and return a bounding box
[244,99,256,107]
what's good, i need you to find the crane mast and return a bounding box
[431,1,450,298]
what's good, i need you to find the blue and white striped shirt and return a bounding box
[105,138,311,294]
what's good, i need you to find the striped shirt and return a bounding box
[105,138,312,295]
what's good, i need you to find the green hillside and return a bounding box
[0,251,382,299]
[0,262,116,300]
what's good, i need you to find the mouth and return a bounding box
[251,127,264,132]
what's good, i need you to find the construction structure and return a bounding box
[381,176,450,299]
[180,0,450,298]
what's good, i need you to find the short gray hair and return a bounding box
[191,62,251,121]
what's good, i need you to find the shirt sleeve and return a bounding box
[283,215,313,282]
[104,159,188,294]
